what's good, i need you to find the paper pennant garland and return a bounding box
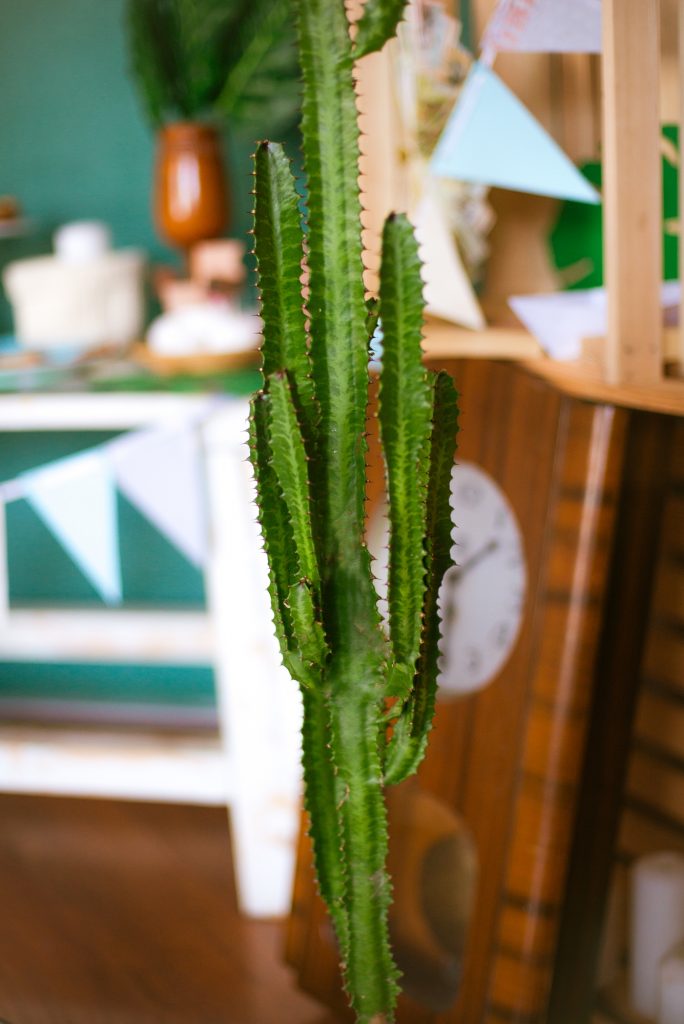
[22,450,122,604]
[413,188,485,330]
[482,0,602,57]
[431,61,601,204]
[110,426,208,569]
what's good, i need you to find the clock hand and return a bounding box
[452,539,500,581]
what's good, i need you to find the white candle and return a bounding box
[659,943,684,1024]
[630,852,684,1018]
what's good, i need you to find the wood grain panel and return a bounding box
[627,751,684,828]
[287,367,683,1024]
[550,413,679,1023]
[480,402,627,1022]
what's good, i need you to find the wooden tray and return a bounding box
[130,342,259,377]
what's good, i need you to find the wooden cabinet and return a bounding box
[286,357,683,1024]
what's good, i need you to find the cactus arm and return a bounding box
[354,0,409,59]
[378,213,432,700]
[365,297,380,345]
[384,370,459,786]
[296,0,379,630]
[253,141,317,447]
[249,392,296,655]
[301,687,350,957]
[266,371,320,587]
[288,579,328,671]
[329,692,400,1022]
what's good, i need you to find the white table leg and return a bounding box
[203,401,302,918]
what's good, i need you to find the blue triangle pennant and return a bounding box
[431,61,600,204]
[22,449,122,605]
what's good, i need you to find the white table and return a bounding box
[0,391,303,917]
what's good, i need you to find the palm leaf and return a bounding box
[214,0,300,136]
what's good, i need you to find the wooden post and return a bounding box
[602,0,662,386]
[679,0,684,373]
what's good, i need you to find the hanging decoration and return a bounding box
[481,0,602,60]
[430,61,601,204]
[0,405,218,604]
[109,425,208,570]
[390,1,494,323]
[413,188,485,329]
[21,450,122,605]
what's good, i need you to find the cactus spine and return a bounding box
[249,1,459,1020]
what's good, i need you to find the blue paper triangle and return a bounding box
[431,61,600,204]
[23,450,122,605]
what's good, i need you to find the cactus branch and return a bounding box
[354,0,409,60]
[385,371,459,785]
[378,213,432,700]
[248,0,459,1019]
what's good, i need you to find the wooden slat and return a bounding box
[558,53,600,163]
[626,750,684,830]
[601,0,663,385]
[0,609,213,663]
[521,357,684,418]
[634,689,684,761]
[0,726,230,805]
[549,412,675,1023]
[0,392,214,431]
[619,806,684,861]
[423,321,542,361]
[679,0,684,371]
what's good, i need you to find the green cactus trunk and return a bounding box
[248,2,459,1021]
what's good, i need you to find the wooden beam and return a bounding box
[679,0,684,373]
[602,0,663,386]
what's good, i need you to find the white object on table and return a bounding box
[660,943,684,1024]
[630,852,684,1018]
[147,301,262,357]
[509,281,681,361]
[54,220,111,264]
[3,250,145,351]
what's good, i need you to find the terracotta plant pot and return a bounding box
[154,122,229,249]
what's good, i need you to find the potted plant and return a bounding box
[249,1,459,1021]
[126,0,300,248]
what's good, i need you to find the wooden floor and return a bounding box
[0,794,340,1024]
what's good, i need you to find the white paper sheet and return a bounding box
[509,281,680,360]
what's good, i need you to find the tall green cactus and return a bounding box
[249,1,459,1020]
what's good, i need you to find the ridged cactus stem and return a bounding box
[248,1,459,1020]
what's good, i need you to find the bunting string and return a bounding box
[0,398,224,604]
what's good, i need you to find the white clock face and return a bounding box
[438,462,526,696]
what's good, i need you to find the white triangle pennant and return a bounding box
[412,187,485,330]
[110,426,208,569]
[482,0,602,57]
[431,61,601,204]
[22,450,122,605]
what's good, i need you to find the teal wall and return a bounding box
[0,0,160,331]
[0,0,162,255]
[0,0,248,716]
[0,0,257,332]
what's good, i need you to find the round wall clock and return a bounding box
[439,461,527,696]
